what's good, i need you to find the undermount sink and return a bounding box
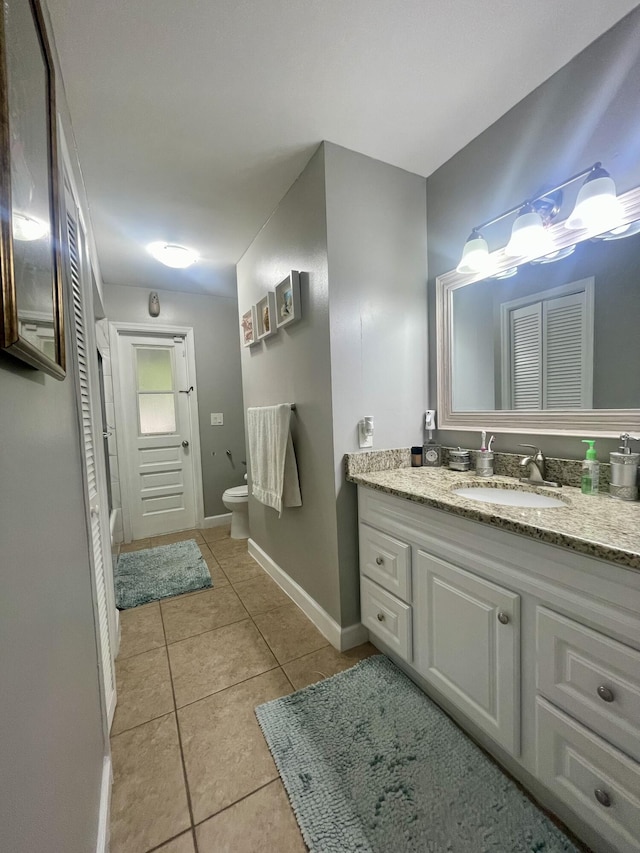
[452,486,566,509]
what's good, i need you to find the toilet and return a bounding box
[222,484,249,539]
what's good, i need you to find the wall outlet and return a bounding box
[210,413,224,426]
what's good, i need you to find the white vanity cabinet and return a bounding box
[356,484,640,853]
[414,552,520,754]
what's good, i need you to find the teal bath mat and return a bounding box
[256,655,579,853]
[115,539,211,609]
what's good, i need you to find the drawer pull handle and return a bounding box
[375,556,384,565]
[497,611,510,625]
[377,612,385,622]
[594,788,612,808]
[597,685,615,703]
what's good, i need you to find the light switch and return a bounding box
[210,413,224,426]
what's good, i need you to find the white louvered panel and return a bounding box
[66,190,115,723]
[511,303,542,410]
[543,293,588,410]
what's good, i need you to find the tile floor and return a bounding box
[111,526,376,852]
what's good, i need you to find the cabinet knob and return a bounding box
[497,611,510,625]
[594,788,612,808]
[375,556,384,565]
[597,685,615,703]
[377,612,385,622]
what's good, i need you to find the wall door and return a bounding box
[116,332,197,539]
[64,184,117,728]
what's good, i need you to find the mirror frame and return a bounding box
[436,183,640,437]
[0,0,65,379]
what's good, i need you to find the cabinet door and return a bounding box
[415,551,520,754]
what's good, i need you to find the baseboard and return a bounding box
[95,754,112,853]
[248,539,366,652]
[202,513,232,528]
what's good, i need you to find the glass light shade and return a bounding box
[456,233,490,274]
[147,241,198,268]
[13,212,49,241]
[504,210,553,258]
[597,219,640,241]
[566,174,622,233]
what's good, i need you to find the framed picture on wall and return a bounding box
[240,306,258,347]
[256,291,277,340]
[275,270,301,328]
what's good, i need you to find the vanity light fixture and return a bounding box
[12,212,49,241]
[565,163,622,233]
[147,241,198,268]
[456,161,628,274]
[456,229,490,274]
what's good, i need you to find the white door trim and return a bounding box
[110,322,205,541]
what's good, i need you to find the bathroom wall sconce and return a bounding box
[456,162,627,275]
[149,291,160,317]
[358,416,374,449]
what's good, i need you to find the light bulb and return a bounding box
[456,231,490,274]
[13,212,49,241]
[505,209,552,259]
[147,242,198,268]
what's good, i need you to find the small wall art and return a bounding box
[275,270,301,328]
[240,305,258,347]
[256,291,277,340]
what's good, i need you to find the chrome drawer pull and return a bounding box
[594,788,612,808]
[375,556,384,565]
[497,611,510,625]
[597,685,615,703]
[377,612,385,622]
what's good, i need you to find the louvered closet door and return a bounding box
[65,186,116,725]
[510,302,542,410]
[543,290,592,409]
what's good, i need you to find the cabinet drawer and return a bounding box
[537,607,640,762]
[359,523,411,601]
[361,575,412,662]
[536,698,640,853]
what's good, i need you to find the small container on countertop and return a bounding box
[449,447,471,472]
[610,433,640,501]
[411,446,423,467]
[475,451,494,478]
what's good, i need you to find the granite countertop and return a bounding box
[347,465,640,571]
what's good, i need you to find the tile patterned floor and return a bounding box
[111,526,376,852]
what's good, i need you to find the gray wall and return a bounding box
[237,145,343,621]
[237,142,428,627]
[324,142,428,624]
[102,284,246,518]
[427,6,640,457]
[0,5,108,852]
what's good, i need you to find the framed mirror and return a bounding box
[436,184,640,436]
[0,0,65,379]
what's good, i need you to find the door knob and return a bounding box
[182,440,189,448]
[497,611,510,624]
[594,788,612,807]
[377,612,385,622]
[375,556,384,565]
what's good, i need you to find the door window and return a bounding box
[135,346,177,434]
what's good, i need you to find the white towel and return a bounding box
[247,405,302,516]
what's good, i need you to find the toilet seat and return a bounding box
[224,485,248,499]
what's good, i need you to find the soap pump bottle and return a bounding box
[581,440,600,496]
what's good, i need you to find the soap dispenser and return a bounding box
[580,440,599,496]
[609,433,640,501]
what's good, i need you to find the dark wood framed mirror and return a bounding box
[0,0,65,379]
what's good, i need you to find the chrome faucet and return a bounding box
[519,444,561,488]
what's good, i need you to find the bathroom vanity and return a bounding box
[348,465,640,853]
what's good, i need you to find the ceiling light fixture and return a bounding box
[13,212,49,241]
[456,162,628,275]
[147,241,198,268]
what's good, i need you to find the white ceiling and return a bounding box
[46,0,639,297]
